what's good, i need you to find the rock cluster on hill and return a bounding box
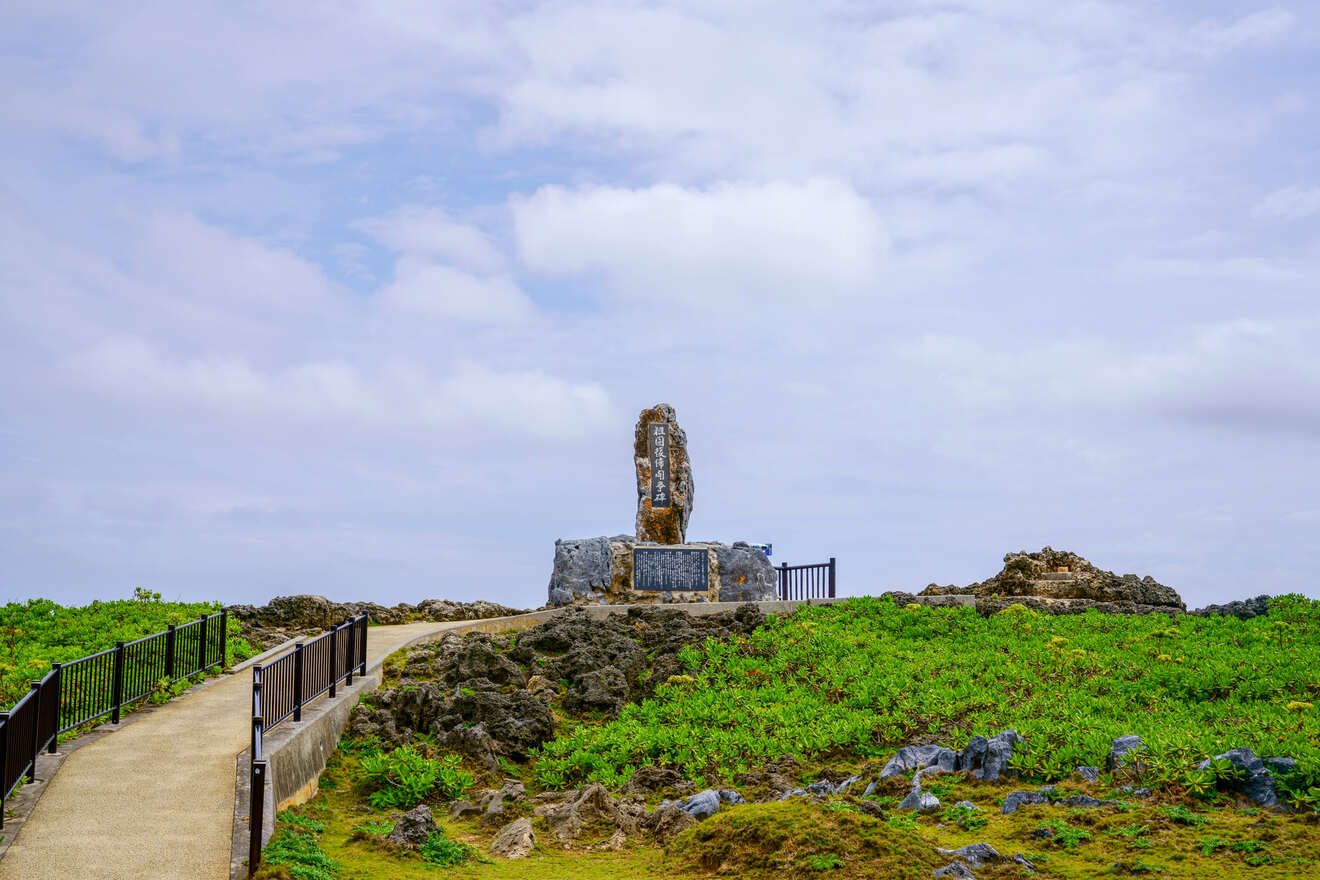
[1188,595,1273,619]
[227,594,527,649]
[346,604,766,773]
[920,547,1186,616]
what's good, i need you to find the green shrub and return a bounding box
[940,803,987,831]
[420,831,475,867]
[1161,804,1210,826]
[1037,818,1093,850]
[260,830,339,880]
[358,746,472,810]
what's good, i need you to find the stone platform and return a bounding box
[547,536,779,607]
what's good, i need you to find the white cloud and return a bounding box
[1253,185,1320,221]
[1124,256,1305,285]
[894,143,1046,185]
[905,319,1320,437]
[378,258,535,324]
[512,177,887,305]
[64,336,612,440]
[1189,8,1295,56]
[139,213,338,309]
[356,206,505,273]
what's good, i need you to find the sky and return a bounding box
[2,1,1317,611]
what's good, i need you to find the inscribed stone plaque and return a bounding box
[633,547,708,591]
[649,422,671,509]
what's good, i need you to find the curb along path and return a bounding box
[0,622,472,880]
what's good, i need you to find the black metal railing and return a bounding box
[0,609,228,827]
[778,557,836,600]
[248,615,367,876]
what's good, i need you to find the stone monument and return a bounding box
[547,403,778,607]
[634,403,692,543]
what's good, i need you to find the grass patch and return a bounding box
[668,800,944,879]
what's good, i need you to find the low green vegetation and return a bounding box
[534,596,1320,802]
[0,590,255,709]
[281,595,1320,878]
[257,818,340,880]
[357,744,474,810]
[420,831,478,867]
[670,800,943,878]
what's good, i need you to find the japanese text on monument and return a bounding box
[649,423,670,509]
[633,547,708,590]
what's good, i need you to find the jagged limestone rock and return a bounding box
[634,404,693,544]
[918,547,1185,616]
[490,818,535,859]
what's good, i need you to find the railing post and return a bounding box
[778,562,788,600]
[345,621,355,687]
[249,758,268,876]
[250,666,262,760]
[358,616,367,675]
[28,680,41,786]
[111,641,125,724]
[165,624,176,682]
[0,711,9,830]
[249,657,267,876]
[327,625,337,699]
[48,663,62,753]
[292,644,304,723]
[197,613,209,672]
[220,608,229,669]
[829,557,836,598]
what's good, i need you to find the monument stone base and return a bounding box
[546,536,779,607]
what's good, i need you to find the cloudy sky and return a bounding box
[2,1,1317,610]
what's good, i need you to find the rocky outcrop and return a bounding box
[634,403,694,544]
[546,537,627,607]
[1108,735,1145,772]
[623,765,696,797]
[732,755,805,799]
[933,844,1035,878]
[713,543,780,602]
[642,803,698,843]
[227,595,526,649]
[1189,596,1273,619]
[387,805,438,849]
[881,730,1022,785]
[1197,747,1293,808]
[957,730,1023,782]
[1001,787,1054,814]
[535,783,619,843]
[881,745,957,779]
[489,818,535,859]
[347,605,766,769]
[918,548,1185,616]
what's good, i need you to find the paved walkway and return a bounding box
[0,622,465,880]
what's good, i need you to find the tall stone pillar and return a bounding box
[634,403,693,544]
